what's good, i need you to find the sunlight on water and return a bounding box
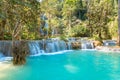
[64,64,79,73]
[0,62,12,79]
[0,63,11,71]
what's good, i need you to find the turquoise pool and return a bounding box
[0,50,120,80]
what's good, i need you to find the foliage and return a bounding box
[59,35,68,41]
[87,0,116,40]
[108,17,118,38]
[0,0,118,40]
[71,23,89,37]
[0,0,41,40]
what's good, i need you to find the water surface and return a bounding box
[0,50,120,80]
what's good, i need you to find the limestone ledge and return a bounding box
[95,46,120,53]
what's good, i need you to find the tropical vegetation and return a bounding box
[0,0,119,41]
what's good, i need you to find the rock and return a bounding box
[95,46,120,53]
[71,42,81,49]
[93,41,103,48]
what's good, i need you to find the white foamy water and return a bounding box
[0,57,12,62]
[30,50,73,56]
[81,49,96,51]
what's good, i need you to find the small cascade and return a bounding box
[45,40,67,53]
[59,41,67,50]
[28,41,44,55]
[54,41,60,51]
[28,40,69,55]
[81,41,94,49]
[0,52,4,58]
[103,40,116,46]
[0,39,96,57]
[45,42,56,53]
[67,42,72,50]
[0,40,70,57]
[0,41,12,56]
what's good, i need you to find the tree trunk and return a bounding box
[118,0,120,46]
[68,10,72,37]
[0,20,6,40]
[12,20,27,65]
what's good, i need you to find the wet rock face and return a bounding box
[71,42,81,49]
[12,41,29,65]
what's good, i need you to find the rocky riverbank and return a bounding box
[95,46,120,53]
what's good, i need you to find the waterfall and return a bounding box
[59,40,67,50]
[45,42,56,53]
[28,41,45,55]
[81,41,94,49]
[66,42,72,50]
[0,41,12,56]
[103,40,116,46]
[27,39,69,55]
[0,39,96,57]
[54,41,60,51]
[45,40,67,53]
[0,52,4,58]
[0,40,70,57]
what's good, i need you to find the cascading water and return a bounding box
[103,40,116,46]
[81,41,94,49]
[67,42,72,50]
[0,52,4,58]
[0,38,96,57]
[59,40,67,50]
[27,39,71,55]
[0,40,71,57]
[0,41,12,56]
[28,41,45,55]
[45,41,56,53]
[45,40,67,53]
[53,41,60,51]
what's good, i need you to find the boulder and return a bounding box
[71,42,81,49]
[93,41,103,47]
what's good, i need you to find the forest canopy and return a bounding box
[0,0,118,40]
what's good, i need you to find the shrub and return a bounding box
[71,24,90,37]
